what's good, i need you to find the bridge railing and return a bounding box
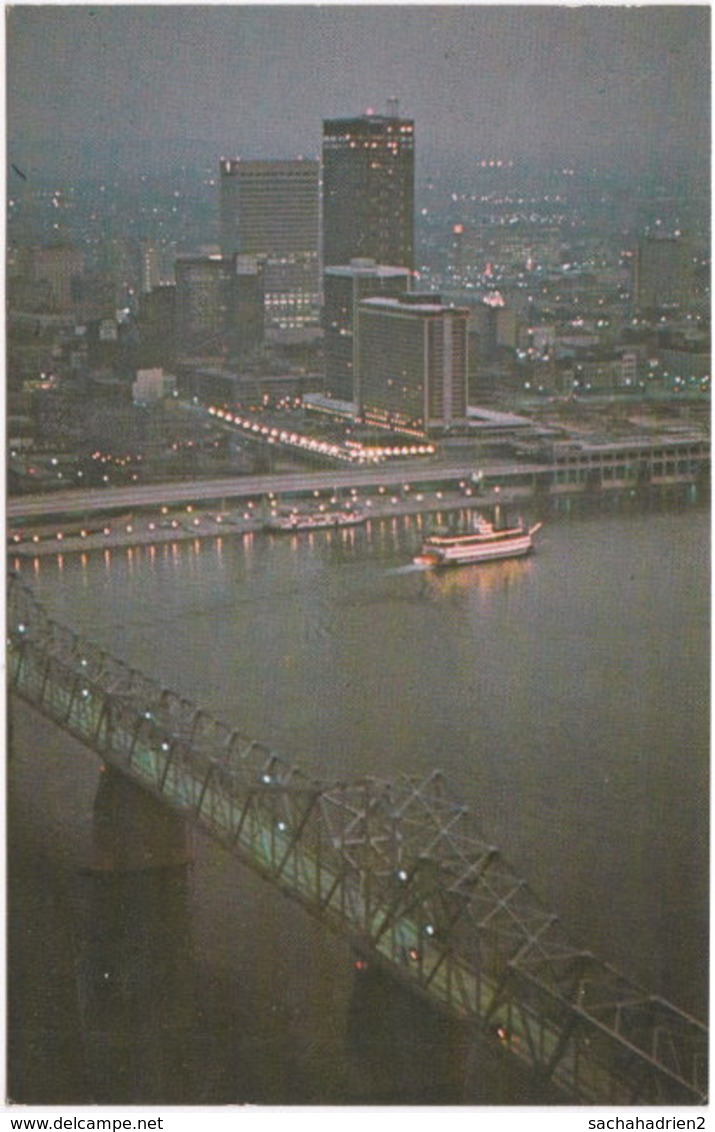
[7,574,707,1105]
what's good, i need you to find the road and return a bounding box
[8,461,540,521]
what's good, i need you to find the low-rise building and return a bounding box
[132,367,177,404]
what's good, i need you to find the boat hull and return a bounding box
[414,537,533,567]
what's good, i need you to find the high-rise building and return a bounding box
[174,254,229,360]
[219,158,320,336]
[173,253,266,364]
[357,295,469,435]
[322,110,415,270]
[224,255,265,362]
[140,240,162,294]
[137,284,177,369]
[29,244,84,310]
[323,259,411,402]
[635,232,694,312]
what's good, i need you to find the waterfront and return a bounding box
[8,493,709,1104]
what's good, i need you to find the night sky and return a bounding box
[6,4,711,183]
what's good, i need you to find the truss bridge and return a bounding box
[7,574,707,1105]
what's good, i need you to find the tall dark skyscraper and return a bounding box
[322,109,415,271]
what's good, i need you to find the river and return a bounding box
[7,492,710,1105]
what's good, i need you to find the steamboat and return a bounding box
[414,513,542,567]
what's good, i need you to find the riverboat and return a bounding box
[414,514,542,567]
[265,508,367,533]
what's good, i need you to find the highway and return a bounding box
[7,460,539,521]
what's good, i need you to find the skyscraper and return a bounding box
[322,110,415,271]
[174,254,229,360]
[29,244,84,311]
[323,259,411,402]
[225,255,265,362]
[139,240,162,295]
[358,295,469,435]
[174,253,265,363]
[137,284,176,369]
[219,158,320,336]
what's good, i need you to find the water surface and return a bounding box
[9,496,709,1103]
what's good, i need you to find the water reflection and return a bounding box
[75,864,197,1104]
[424,555,534,599]
[242,530,255,563]
[75,768,197,1105]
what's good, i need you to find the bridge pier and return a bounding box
[345,958,473,1104]
[91,765,192,872]
[345,957,566,1105]
[74,767,198,1104]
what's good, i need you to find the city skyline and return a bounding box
[6,4,710,186]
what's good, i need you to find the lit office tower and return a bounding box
[323,259,411,402]
[322,109,415,270]
[635,232,694,313]
[140,240,162,294]
[219,158,320,336]
[357,295,469,435]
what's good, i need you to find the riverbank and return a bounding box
[8,475,705,560]
[8,485,520,559]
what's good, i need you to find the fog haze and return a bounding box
[6,5,711,184]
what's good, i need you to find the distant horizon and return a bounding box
[7,5,710,188]
[6,131,708,196]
